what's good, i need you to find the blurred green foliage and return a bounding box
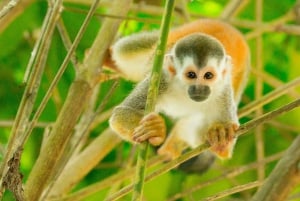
[0,0,299,200]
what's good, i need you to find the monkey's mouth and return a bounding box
[188,85,210,102]
[189,94,208,102]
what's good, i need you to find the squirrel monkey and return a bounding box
[109,19,250,163]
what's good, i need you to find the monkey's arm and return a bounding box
[109,75,168,146]
[206,84,239,159]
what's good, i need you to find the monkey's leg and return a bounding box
[206,122,239,159]
[157,124,188,160]
[133,112,166,146]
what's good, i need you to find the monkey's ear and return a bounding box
[225,55,232,68]
[222,55,232,77]
[165,54,176,76]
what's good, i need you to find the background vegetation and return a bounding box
[0,0,300,200]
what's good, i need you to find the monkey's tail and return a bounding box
[177,151,215,174]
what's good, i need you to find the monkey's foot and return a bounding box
[206,123,239,159]
[157,135,188,161]
[133,112,166,146]
[157,144,181,161]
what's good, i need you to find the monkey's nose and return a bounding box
[188,84,210,102]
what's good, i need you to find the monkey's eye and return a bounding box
[186,71,197,79]
[204,72,214,80]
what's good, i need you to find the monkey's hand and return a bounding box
[133,112,166,146]
[206,122,239,159]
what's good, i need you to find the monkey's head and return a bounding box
[166,33,232,102]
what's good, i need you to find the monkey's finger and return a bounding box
[141,119,165,130]
[217,126,227,145]
[207,127,218,146]
[140,112,163,124]
[145,125,165,135]
[226,125,236,141]
[133,123,164,138]
[132,125,148,141]
[134,131,161,143]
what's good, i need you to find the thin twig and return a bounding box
[203,181,262,201]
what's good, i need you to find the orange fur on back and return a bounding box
[167,19,250,101]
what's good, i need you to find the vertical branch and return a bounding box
[254,0,265,181]
[132,0,175,200]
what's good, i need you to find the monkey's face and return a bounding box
[166,52,230,102]
[166,33,229,102]
[182,63,218,102]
